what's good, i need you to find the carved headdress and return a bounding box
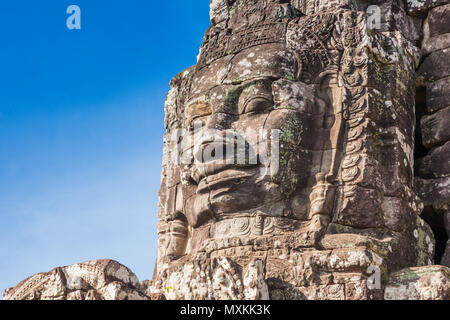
[199,0,301,68]
[200,0,343,83]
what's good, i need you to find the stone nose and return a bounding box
[193,131,233,163]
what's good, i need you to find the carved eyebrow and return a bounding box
[237,78,278,98]
[238,80,273,107]
[240,77,272,87]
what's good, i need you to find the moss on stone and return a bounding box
[279,116,303,146]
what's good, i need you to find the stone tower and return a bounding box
[4,0,450,300]
[149,0,450,300]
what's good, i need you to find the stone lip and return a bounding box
[3,259,149,300]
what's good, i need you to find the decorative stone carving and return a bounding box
[5,0,450,300]
[3,260,148,300]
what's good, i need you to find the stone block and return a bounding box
[426,76,450,113]
[416,141,450,178]
[414,176,450,212]
[422,33,450,56]
[385,266,450,300]
[421,105,450,149]
[418,48,450,82]
[428,4,450,37]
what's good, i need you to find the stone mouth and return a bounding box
[196,166,258,193]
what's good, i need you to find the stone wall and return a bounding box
[414,1,450,268]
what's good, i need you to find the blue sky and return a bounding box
[0,1,210,293]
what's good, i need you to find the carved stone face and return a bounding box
[177,44,334,230]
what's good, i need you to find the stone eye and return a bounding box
[240,96,273,114]
[238,80,274,114]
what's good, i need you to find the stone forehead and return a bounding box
[189,44,298,99]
